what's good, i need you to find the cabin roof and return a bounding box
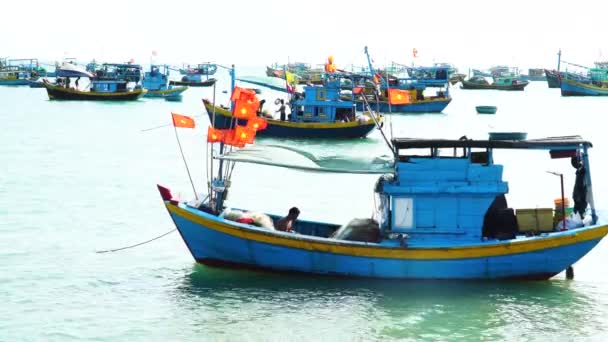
[392,136,592,150]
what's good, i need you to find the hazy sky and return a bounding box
[2,0,607,72]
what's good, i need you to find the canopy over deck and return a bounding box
[392,136,592,151]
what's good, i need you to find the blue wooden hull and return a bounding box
[561,79,608,96]
[165,203,608,280]
[355,98,451,113]
[206,103,377,139]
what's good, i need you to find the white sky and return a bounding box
[2,0,607,71]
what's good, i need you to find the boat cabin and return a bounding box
[374,136,595,246]
[290,76,356,123]
[88,63,143,92]
[142,64,169,91]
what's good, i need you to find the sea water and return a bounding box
[1,74,608,341]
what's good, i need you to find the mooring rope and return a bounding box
[96,229,176,253]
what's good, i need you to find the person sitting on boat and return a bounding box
[275,207,300,232]
[276,99,286,121]
[75,77,80,90]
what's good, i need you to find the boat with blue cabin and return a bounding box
[205,71,379,139]
[42,62,147,100]
[142,64,188,99]
[170,63,217,87]
[158,134,607,280]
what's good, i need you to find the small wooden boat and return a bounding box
[169,78,216,87]
[476,106,497,114]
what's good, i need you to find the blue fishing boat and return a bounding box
[43,62,146,100]
[561,78,608,96]
[0,58,42,85]
[171,63,217,87]
[142,65,187,99]
[158,134,606,280]
[205,71,379,139]
[354,48,452,113]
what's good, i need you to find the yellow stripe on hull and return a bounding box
[167,203,608,260]
[206,103,379,129]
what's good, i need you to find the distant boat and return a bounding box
[142,65,187,99]
[544,69,561,88]
[520,68,546,82]
[179,63,217,76]
[172,63,217,86]
[169,78,216,87]
[43,63,146,100]
[266,63,324,85]
[0,58,42,85]
[476,106,497,114]
[461,76,529,91]
[355,66,452,113]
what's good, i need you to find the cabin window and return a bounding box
[393,197,414,229]
[316,90,326,101]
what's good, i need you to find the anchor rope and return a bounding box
[96,228,176,253]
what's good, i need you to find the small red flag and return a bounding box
[353,87,363,95]
[207,126,225,142]
[246,116,268,131]
[234,125,256,144]
[172,113,195,129]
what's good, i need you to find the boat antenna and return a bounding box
[172,114,198,200]
[363,46,396,156]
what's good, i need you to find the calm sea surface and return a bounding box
[1,70,608,341]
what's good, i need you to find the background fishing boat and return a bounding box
[43,62,146,100]
[206,71,378,139]
[354,52,452,113]
[520,68,546,81]
[142,64,187,99]
[170,63,217,87]
[461,75,529,90]
[0,58,43,85]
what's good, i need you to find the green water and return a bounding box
[2,77,608,341]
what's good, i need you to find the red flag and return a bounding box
[207,126,225,142]
[172,113,195,128]
[246,116,268,131]
[234,125,256,144]
[387,89,411,105]
[222,129,245,148]
[353,87,363,95]
[412,48,418,58]
[231,86,260,119]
